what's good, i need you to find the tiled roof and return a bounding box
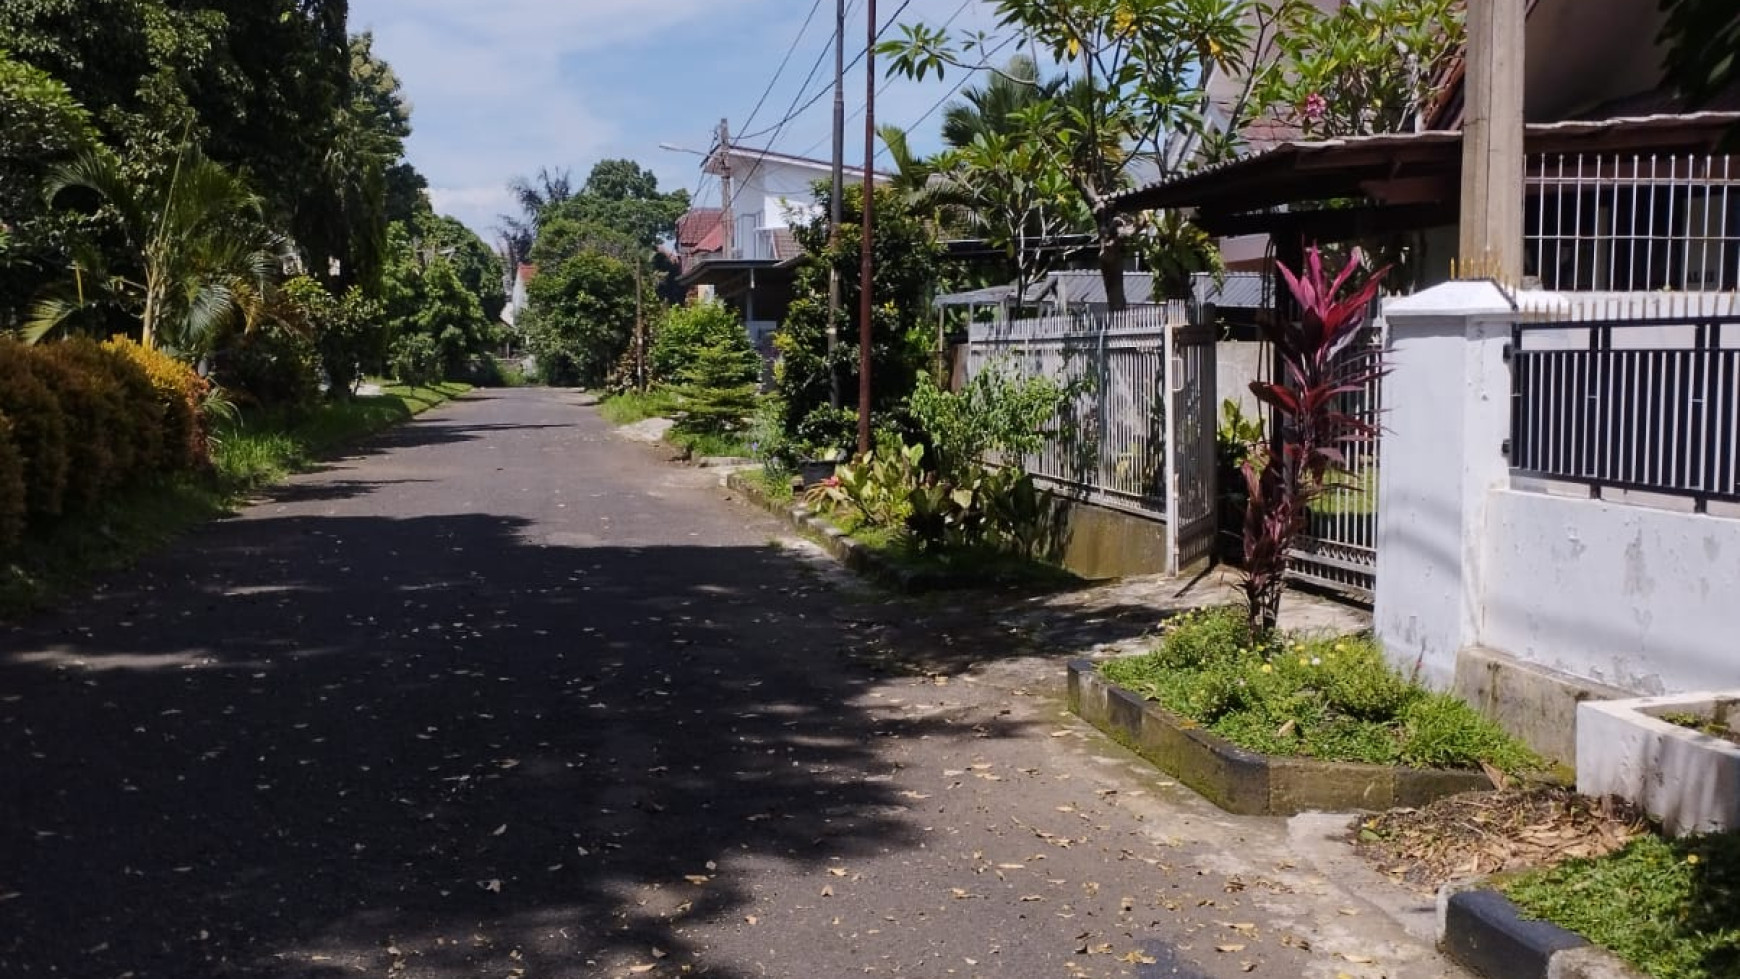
[676,209,724,247]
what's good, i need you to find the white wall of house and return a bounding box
[1375,282,1740,698]
[717,150,885,261]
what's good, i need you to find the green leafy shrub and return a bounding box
[211,324,321,412]
[389,334,442,387]
[908,363,1062,480]
[0,412,26,548]
[279,276,386,399]
[652,300,747,383]
[0,340,70,516]
[1101,608,1541,772]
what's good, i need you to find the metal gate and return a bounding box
[1286,313,1385,597]
[966,302,1218,574]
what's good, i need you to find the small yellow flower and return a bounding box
[1335,643,1348,653]
[1298,657,1310,667]
[1260,664,1273,674]
[1688,854,1702,865]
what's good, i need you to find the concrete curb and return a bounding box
[1067,660,1491,816]
[1435,885,1648,979]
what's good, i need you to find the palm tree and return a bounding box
[496,166,574,273]
[26,145,288,356]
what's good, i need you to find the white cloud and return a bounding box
[350,0,1016,240]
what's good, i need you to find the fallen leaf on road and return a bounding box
[1216,944,1246,953]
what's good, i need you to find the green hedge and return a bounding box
[0,337,206,550]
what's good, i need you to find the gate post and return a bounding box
[1373,281,1519,686]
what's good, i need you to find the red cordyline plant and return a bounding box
[1241,245,1390,637]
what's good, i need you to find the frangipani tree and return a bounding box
[881,0,1251,310]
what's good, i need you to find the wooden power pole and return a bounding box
[828,0,846,411]
[857,0,877,456]
[1458,0,1526,284]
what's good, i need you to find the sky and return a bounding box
[348,0,1017,246]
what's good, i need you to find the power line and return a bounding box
[737,0,828,138]
[735,0,917,144]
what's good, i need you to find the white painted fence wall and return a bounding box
[1375,282,1740,696]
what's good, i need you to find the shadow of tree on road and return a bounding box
[0,511,1030,978]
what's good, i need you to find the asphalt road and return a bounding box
[0,388,1462,979]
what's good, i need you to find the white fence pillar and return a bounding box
[1373,281,1521,685]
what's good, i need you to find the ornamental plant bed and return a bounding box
[1071,607,1540,816]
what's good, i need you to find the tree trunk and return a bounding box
[1097,219,1126,312]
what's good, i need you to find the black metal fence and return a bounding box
[1509,315,1740,509]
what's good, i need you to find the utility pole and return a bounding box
[1458,0,1525,284]
[716,118,736,260]
[857,0,877,455]
[634,258,646,391]
[827,0,846,410]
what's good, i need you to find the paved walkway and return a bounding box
[0,388,1462,978]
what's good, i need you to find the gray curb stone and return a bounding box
[1435,885,1648,979]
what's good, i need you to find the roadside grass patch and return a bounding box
[740,466,796,507]
[832,509,1079,591]
[1101,606,1540,772]
[598,388,678,426]
[669,429,749,459]
[0,381,468,618]
[1503,831,1740,979]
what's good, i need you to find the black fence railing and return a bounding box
[1509,315,1740,509]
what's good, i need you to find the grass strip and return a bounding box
[0,381,469,618]
[1503,831,1740,979]
[1100,606,1541,773]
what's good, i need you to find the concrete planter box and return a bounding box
[1068,659,1491,816]
[1577,691,1740,836]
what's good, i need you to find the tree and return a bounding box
[498,166,574,272]
[377,221,497,380]
[522,251,638,387]
[775,182,940,454]
[1249,0,1462,141]
[671,335,760,440]
[651,299,748,383]
[0,51,99,329]
[883,0,1250,309]
[29,145,288,357]
[537,159,690,253]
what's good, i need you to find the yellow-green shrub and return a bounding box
[45,338,161,481]
[0,340,70,517]
[21,345,122,508]
[0,412,25,549]
[104,337,209,469]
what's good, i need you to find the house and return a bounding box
[500,263,536,328]
[1106,0,1740,764]
[675,143,888,355]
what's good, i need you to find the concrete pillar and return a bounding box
[1373,281,1523,685]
